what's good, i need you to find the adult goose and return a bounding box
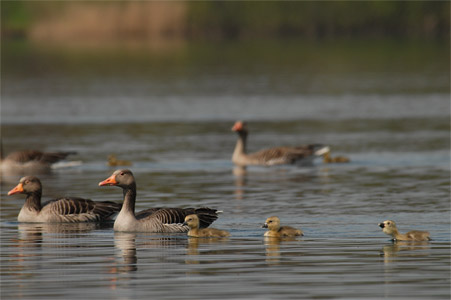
[7,176,121,223]
[379,220,431,241]
[183,214,230,238]
[98,169,220,232]
[262,216,303,238]
[1,142,78,175]
[231,121,329,167]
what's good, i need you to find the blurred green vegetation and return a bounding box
[187,1,449,39]
[1,1,449,40]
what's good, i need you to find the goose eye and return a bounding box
[387,222,391,225]
[120,172,124,176]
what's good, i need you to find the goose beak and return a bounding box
[379,223,385,228]
[232,122,243,131]
[262,223,268,229]
[182,222,188,226]
[8,183,24,195]
[99,174,117,186]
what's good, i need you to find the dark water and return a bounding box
[1,40,450,299]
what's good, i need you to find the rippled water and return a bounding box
[1,40,450,299]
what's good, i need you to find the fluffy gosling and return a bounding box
[262,216,303,238]
[184,214,230,238]
[379,220,431,241]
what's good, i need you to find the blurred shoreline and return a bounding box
[2,1,449,48]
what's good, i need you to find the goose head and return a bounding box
[99,169,135,189]
[8,176,42,196]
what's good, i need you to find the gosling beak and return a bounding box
[379,223,385,228]
[262,223,268,229]
[8,183,24,195]
[182,222,188,226]
[99,174,117,186]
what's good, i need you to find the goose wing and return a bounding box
[5,150,76,164]
[136,207,219,228]
[42,197,121,221]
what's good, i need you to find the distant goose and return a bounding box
[1,142,78,175]
[231,121,329,167]
[8,176,121,223]
[183,214,230,238]
[262,216,303,238]
[379,220,431,241]
[98,169,220,232]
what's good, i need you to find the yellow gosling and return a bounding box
[262,216,303,238]
[323,151,350,163]
[379,220,431,241]
[107,154,132,167]
[184,214,230,238]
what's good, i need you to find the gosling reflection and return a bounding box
[185,236,230,267]
[380,241,431,264]
[263,236,301,265]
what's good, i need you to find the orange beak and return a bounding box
[232,121,243,131]
[8,183,24,195]
[99,174,117,186]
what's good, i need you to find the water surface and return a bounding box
[1,40,450,299]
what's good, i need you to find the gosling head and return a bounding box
[183,214,200,229]
[379,220,398,236]
[262,216,281,231]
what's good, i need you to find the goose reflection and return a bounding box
[113,232,138,273]
[8,222,104,279]
[233,166,247,200]
[112,232,188,273]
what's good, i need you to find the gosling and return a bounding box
[183,214,230,238]
[323,151,350,163]
[107,154,132,167]
[379,220,431,241]
[262,216,303,238]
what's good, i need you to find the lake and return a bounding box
[1,39,450,299]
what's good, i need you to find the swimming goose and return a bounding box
[7,176,121,223]
[379,220,431,241]
[0,143,77,175]
[98,169,220,232]
[262,216,303,238]
[183,214,230,238]
[231,121,329,167]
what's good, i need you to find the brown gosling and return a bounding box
[107,154,132,167]
[262,216,303,238]
[183,214,230,238]
[379,220,431,241]
[323,151,350,163]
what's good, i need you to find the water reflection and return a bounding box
[380,241,431,264]
[112,232,188,273]
[263,236,302,265]
[5,222,106,281]
[113,232,138,273]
